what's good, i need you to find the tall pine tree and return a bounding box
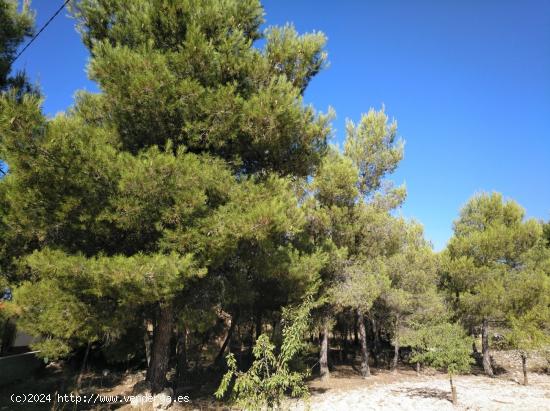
[442,192,543,376]
[308,107,405,378]
[0,0,331,392]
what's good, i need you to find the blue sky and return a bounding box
[12,0,550,250]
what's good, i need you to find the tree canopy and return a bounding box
[0,1,548,406]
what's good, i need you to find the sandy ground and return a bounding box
[109,358,550,410]
[290,372,550,411]
[8,350,542,410]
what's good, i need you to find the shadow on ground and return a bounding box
[392,386,451,402]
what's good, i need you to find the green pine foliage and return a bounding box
[409,322,474,375]
[0,0,331,393]
[344,108,404,198]
[72,0,331,175]
[441,193,548,376]
[383,224,445,364]
[0,0,548,406]
[0,0,34,92]
[409,322,473,404]
[507,309,549,356]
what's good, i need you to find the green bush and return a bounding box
[215,297,313,410]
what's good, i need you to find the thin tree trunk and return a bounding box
[343,324,351,364]
[271,318,282,348]
[392,340,399,372]
[450,374,457,405]
[215,312,238,365]
[481,318,494,377]
[76,342,91,389]
[353,311,359,345]
[357,310,371,378]
[392,316,399,373]
[146,303,174,393]
[144,319,153,366]
[175,326,187,388]
[371,315,380,367]
[339,328,346,364]
[320,322,330,380]
[521,352,528,386]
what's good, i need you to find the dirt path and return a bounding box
[290,372,550,411]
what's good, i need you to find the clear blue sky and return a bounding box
[12,0,550,250]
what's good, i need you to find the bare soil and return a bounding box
[286,350,550,411]
[290,368,550,411]
[1,350,548,410]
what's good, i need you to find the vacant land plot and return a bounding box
[290,372,550,411]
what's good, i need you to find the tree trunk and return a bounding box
[392,341,399,372]
[353,311,359,345]
[339,328,346,364]
[450,374,457,405]
[146,303,174,393]
[343,325,351,364]
[76,342,91,389]
[392,316,399,373]
[271,318,282,345]
[215,312,238,365]
[320,322,330,380]
[175,327,187,388]
[521,352,528,386]
[481,318,494,377]
[144,318,153,366]
[357,310,371,378]
[416,362,420,376]
[370,315,380,367]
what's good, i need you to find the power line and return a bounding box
[12,0,72,63]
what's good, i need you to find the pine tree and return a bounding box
[305,148,357,379]
[408,322,474,405]
[383,222,443,372]
[442,192,544,376]
[1,0,331,393]
[0,0,35,352]
[331,256,390,377]
[0,0,34,93]
[0,0,35,271]
[507,309,549,385]
[307,107,405,378]
[505,242,550,385]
